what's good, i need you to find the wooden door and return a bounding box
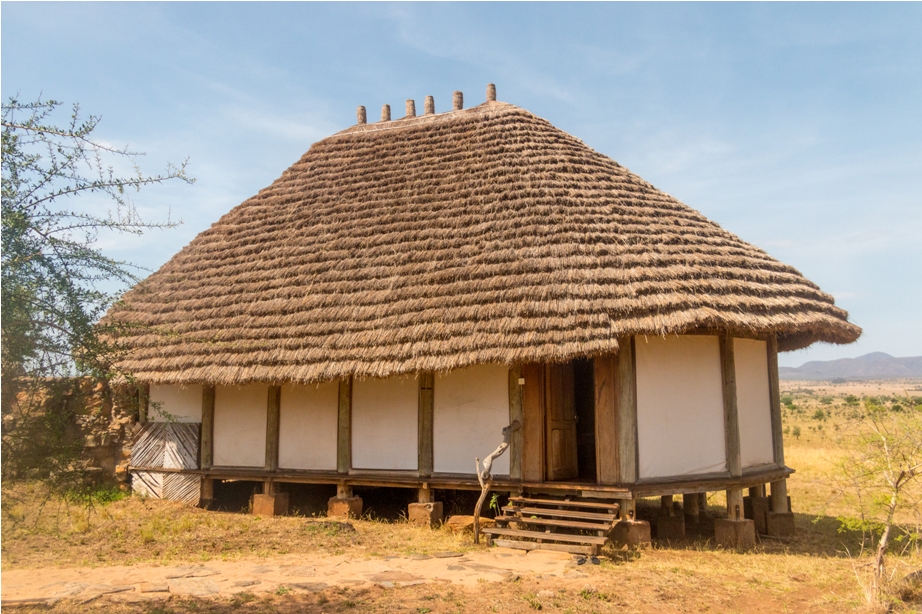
[545,363,579,481]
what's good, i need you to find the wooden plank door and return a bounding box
[545,362,579,481]
[521,363,546,482]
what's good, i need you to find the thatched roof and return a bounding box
[108,88,860,385]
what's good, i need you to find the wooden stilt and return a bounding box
[727,488,744,520]
[683,493,699,523]
[770,479,789,513]
[698,491,709,518]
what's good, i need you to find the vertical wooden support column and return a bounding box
[767,335,785,468]
[770,479,789,514]
[697,492,709,517]
[727,488,744,520]
[720,333,742,478]
[418,373,434,478]
[337,377,352,474]
[766,335,790,515]
[682,493,700,523]
[521,363,545,482]
[616,337,637,485]
[593,354,619,485]
[138,383,150,423]
[508,365,524,481]
[200,385,215,470]
[200,384,216,505]
[266,385,281,472]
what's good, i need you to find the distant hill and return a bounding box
[779,352,922,381]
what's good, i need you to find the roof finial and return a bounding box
[381,104,391,122]
[486,83,496,102]
[406,99,416,118]
[453,91,463,110]
[424,96,435,115]
[357,106,366,125]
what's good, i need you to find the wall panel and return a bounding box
[352,376,418,470]
[149,384,203,423]
[213,384,268,467]
[279,382,339,471]
[433,364,510,475]
[734,338,775,467]
[636,335,726,479]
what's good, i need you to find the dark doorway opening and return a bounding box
[573,358,597,481]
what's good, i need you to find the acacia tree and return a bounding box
[835,397,922,606]
[1,97,193,490]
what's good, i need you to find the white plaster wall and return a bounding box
[213,384,267,467]
[278,382,339,471]
[734,338,775,467]
[636,335,727,479]
[352,376,418,471]
[433,364,510,475]
[149,384,202,423]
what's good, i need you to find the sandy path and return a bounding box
[1,548,596,606]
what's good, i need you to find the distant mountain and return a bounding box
[779,352,922,380]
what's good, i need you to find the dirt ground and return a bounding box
[1,546,847,614]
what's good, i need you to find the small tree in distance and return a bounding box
[1,96,193,495]
[833,396,922,608]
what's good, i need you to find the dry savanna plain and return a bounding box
[2,379,921,613]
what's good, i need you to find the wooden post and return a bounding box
[720,333,742,478]
[418,373,434,477]
[593,354,619,485]
[200,385,215,469]
[767,335,785,468]
[418,485,434,503]
[771,479,789,514]
[521,363,545,482]
[683,493,700,522]
[619,497,637,521]
[697,492,709,518]
[337,378,352,474]
[661,494,673,517]
[200,475,214,505]
[508,365,524,481]
[138,383,150,423]
[200,384,215,506]
[265,385,281,471]
[616,336,637,485]
[727,488,744,520]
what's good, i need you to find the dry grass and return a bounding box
[1,483,474,570]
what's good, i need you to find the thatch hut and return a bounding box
[114,85,859,550]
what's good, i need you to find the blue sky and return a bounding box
[3,2,920,367]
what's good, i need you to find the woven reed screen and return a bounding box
[130,422,201,505]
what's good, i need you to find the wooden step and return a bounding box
[502,506,617,523]
[482,527,608,546]
[494,515,612,533]
[491,539,596,556]
[509,497,621,512]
